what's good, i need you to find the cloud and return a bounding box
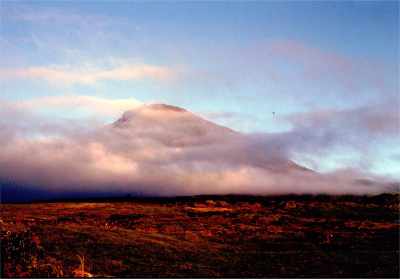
[283,100,400,151]
[15,95,143,118]
[0,64,175,86]
[181,39,395,108]
[251,99,400,175]
[3,3,130,29]
[0,103,397,201]
[264,39,391,95]
[198,99,400,167]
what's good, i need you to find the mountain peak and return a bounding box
[146,103,187,112]
[113,103,188,126]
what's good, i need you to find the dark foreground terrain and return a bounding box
[1,194,399,277]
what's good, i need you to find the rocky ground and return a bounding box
[1,194,399,277]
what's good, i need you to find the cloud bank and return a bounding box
[0,101,398,201]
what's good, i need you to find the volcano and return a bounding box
[109,103,309,173]
[112,103,239,147]
[2,103,322,203]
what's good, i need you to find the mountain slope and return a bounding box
[112,103,239,147]
[109,103,309,173]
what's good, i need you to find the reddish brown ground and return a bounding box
[1,194,399,277]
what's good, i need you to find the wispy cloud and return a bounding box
[184,39,394,106]
[3,4,129,28]
[274,100,400,172]
[0,63,175,86]
[285,101,400,139]
[14,95,143,117]
[265,39,390,94]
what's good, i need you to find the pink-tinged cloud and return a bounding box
[0,102,397,199]
[0,64,175,86]
[177,39,393,106]
[265,39,389,94]
[15,95,143,117]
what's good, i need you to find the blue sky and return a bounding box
[0,1,399,178]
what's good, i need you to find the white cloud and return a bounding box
[15,95,143,117]
[0,64,175,86]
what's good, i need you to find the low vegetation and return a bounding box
[1,194,399,277]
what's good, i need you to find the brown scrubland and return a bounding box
[1,194,399,277]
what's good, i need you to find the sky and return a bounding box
[0,1,399,198]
